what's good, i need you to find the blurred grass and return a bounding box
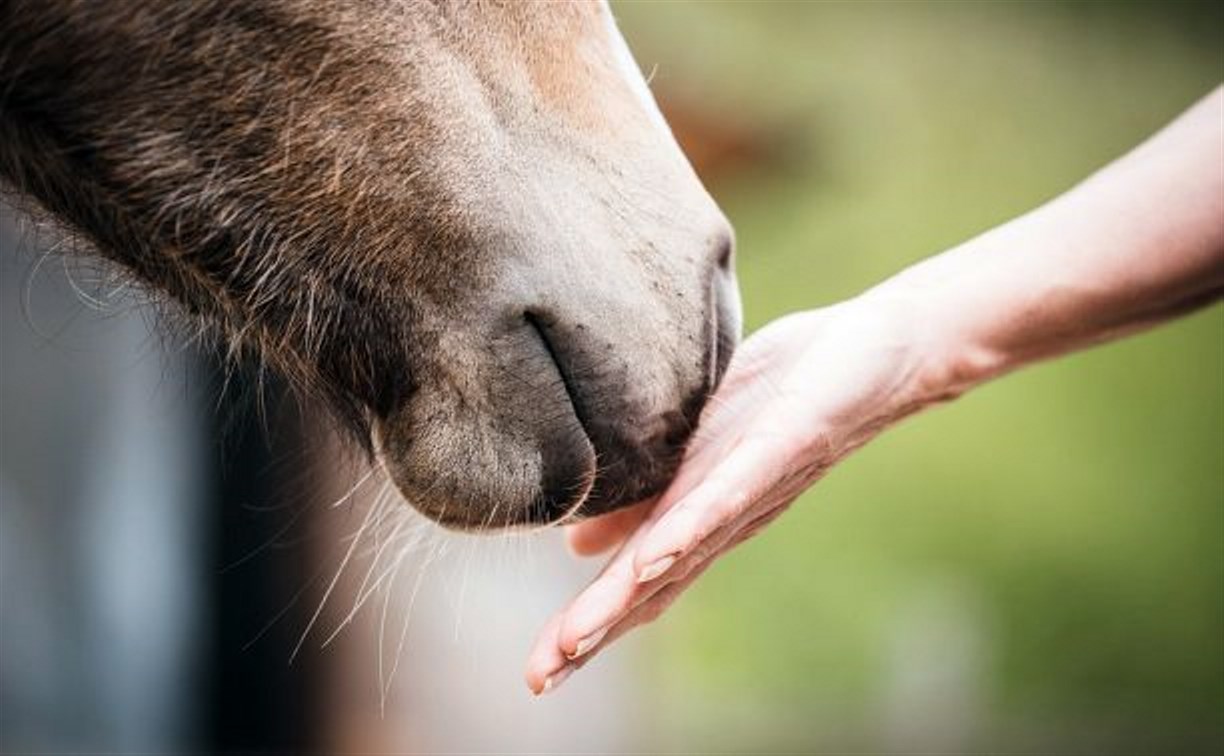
[613,1,1223,752]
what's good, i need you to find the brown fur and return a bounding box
[0,0,739,529]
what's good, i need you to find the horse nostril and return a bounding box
[714,228,735,272]
[521,310,598,523]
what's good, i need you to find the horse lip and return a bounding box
[524,311,597,523]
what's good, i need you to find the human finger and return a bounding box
[565,498,654,557]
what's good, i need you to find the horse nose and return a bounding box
[551,229,739,510]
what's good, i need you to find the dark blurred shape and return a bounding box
[204,369,329,753]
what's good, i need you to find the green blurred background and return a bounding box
[613,1,1223,752]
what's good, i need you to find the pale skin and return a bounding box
[525,86,1224,695]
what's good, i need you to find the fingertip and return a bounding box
[524,666,546,696]
[539,664,574,695]
[632,508,696,577]
[525,615,568,696]
[524,647,558,695]
[556,616,584,659]
[556,572,629,656]
[635,552,678,583]
[555,597,592,657]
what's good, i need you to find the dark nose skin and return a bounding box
[521,312,597,524]
[527,245,740,525]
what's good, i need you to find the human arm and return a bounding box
[525,86,1224,695]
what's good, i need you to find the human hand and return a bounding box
[525,295,942,694]
[518,85,1224,695]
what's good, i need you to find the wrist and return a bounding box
[854,240,1013,409]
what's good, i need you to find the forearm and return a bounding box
[871,87,1224,403]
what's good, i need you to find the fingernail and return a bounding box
[569,626,607,659]
[541,665,573,695]
[637,554,677,583]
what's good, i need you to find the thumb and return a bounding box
[566,499,655,556]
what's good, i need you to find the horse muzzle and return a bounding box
[375,227,741,531]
